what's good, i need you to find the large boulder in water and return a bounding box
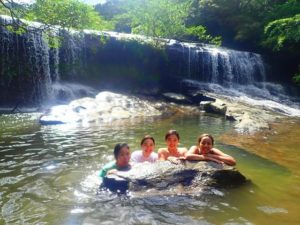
[102,160,246,193]
[39,91,166,125]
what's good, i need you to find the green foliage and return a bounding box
[5,25,27,35]
[105,0,220,45]
[266,0,300,21]
[197,0,271,43]
[263,14,300,51]
[25,0,108,30]
[186,25,221,45]
[293,66,300,84]
[125,0,190,39]
[0,5,9,15]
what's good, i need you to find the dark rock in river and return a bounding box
[102,160,246,193]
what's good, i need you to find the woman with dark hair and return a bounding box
[99,143,131,178]
[158,130,187,164]
[186,134,236,166]
[131,135,158,163]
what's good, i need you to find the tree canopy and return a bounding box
[96,0,221,45]
[0,0,110,31]
[26,0,110,31]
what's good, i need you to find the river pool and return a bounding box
[0,112,299,224]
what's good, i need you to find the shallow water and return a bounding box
[0,113,299,224]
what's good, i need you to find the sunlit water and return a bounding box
[0,113,299,224]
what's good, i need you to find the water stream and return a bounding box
[0,113,299,224]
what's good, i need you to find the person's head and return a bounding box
[140,135,155,158]
[197,134,214,154]
[165,130,180,150]
[113,143,130,167]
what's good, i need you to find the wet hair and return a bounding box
[198,134,214,145]
[140,135,155,146]
[113,143,129,159]
[165,130,180,140]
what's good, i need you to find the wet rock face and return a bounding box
[102,161,246,193]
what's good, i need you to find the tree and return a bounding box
[263,14,300,51]
[1,0,111,32]
[263,14,300,84]
[26,0,109,31]
[0,0,31,33]
[108,0,220,44]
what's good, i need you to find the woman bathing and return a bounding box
[131,135,158,163]
[185,134,236,166]
[99,143,131,178]
[158,130,187,164]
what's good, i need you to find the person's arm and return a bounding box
[99,168,107,178]
[130,151,139,163]
[185,146,223,163]
[185,146,203,160]
[207,148,236,166]
[99,161,117,177]
[158,148,168,161]
[179,147,188,157]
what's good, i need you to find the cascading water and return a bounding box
[0,15,52,106]
[0,15,299,115]
[165,40,300,116]
[167,41,266,86]
[0,15,97,107]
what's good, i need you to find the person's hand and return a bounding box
[107,169,118,175]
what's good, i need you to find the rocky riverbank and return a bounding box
[39,90,297,135]
[161,91,290,134]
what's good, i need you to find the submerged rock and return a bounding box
[102,160,246,193]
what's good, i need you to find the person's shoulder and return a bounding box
[102,161,116,169]
[178,147,188,153]
[189,145,197,150]
[131,150,143,162]
[158,148,168,154]
[151,151,158,156]
[188,145,198,152]
[131,150,142,156]
[150,152,158,159]
[211,148,224,155]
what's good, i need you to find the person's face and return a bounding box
[141,138,155,158]
[166,134,179,150]
[199,136,213,154]
[116,147,131,167]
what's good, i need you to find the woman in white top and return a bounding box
[131,135,158,163]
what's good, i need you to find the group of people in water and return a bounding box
[99,130,236,178]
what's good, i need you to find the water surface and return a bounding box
[0,113,299,224]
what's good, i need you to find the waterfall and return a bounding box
[0,16,298,113]
[167,41,266,87]
[0,15,52,106]
[166,41,300,115]
[0,16,95,107]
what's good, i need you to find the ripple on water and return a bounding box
[257,206,288,214]
[0,176,25,186]
[2,192,48,224]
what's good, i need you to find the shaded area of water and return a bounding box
[0,113,299,224]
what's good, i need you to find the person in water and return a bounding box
[185,133,236,166]
[158,130,188,164]
[131,135,158,163]
[99,143,131,178]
